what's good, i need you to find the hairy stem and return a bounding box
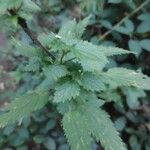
[9,10,55,61]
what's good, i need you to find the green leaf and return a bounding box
[62,111,92,150]
[103,68,150,89]
[72,41,108,72]
[36,78,55,91]
[99,46,132,56]
[100,20,112,29]
[128,40,142,55]
[58,20,77,40]
[58,16,91,42]
[122,87,146,109]
[80,59,107,72]
[38,32,70,52]
[0,90,49,128]
[99,89,122,103]
[43,64,69,81]
[76,15,91,38]
[137,21,150,33]
[114,117,126,131]
[43,137,56,150]
[38,33,56,47]
[138,13,150,21]
[140,39,150,52]
[81,106,127,150]
[115,19,134,35]
[13,39,43,58]
[79,0,105,13]
[78,72,106,91]
[54,81,80,103]
[24,57,41,72]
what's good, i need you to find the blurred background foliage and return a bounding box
[0,0,150,149]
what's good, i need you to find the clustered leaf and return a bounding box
[0,14,150,150]
[63,100,127,150]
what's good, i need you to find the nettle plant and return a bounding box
[0,1,150,150]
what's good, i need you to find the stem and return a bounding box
[9,10,55,61]
[65,57,76,63]
[60,51,66,63]
[100,0,150,40]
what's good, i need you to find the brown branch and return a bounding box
[9,10,55,61]
[100,0,150,40]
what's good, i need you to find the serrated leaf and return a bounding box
[43,64,69,81]
[64,101,127,150]
[81,106,127,150]
[71,41,108,72]
[0,90,49,128]
[103,68,150,89]
[76,15,91,38]
[80,59,107,72]
[58,20,77,40]
[99,46,132,56]
[78,72,106,91]
[24,57,41,72]
[54,81,80,103]
[58,15,91,40]
[62,111,92,150]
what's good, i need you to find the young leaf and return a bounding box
[54,81,80,103]
[38,32,69,52]
[76,15,91,38]
[58,20,77,40]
